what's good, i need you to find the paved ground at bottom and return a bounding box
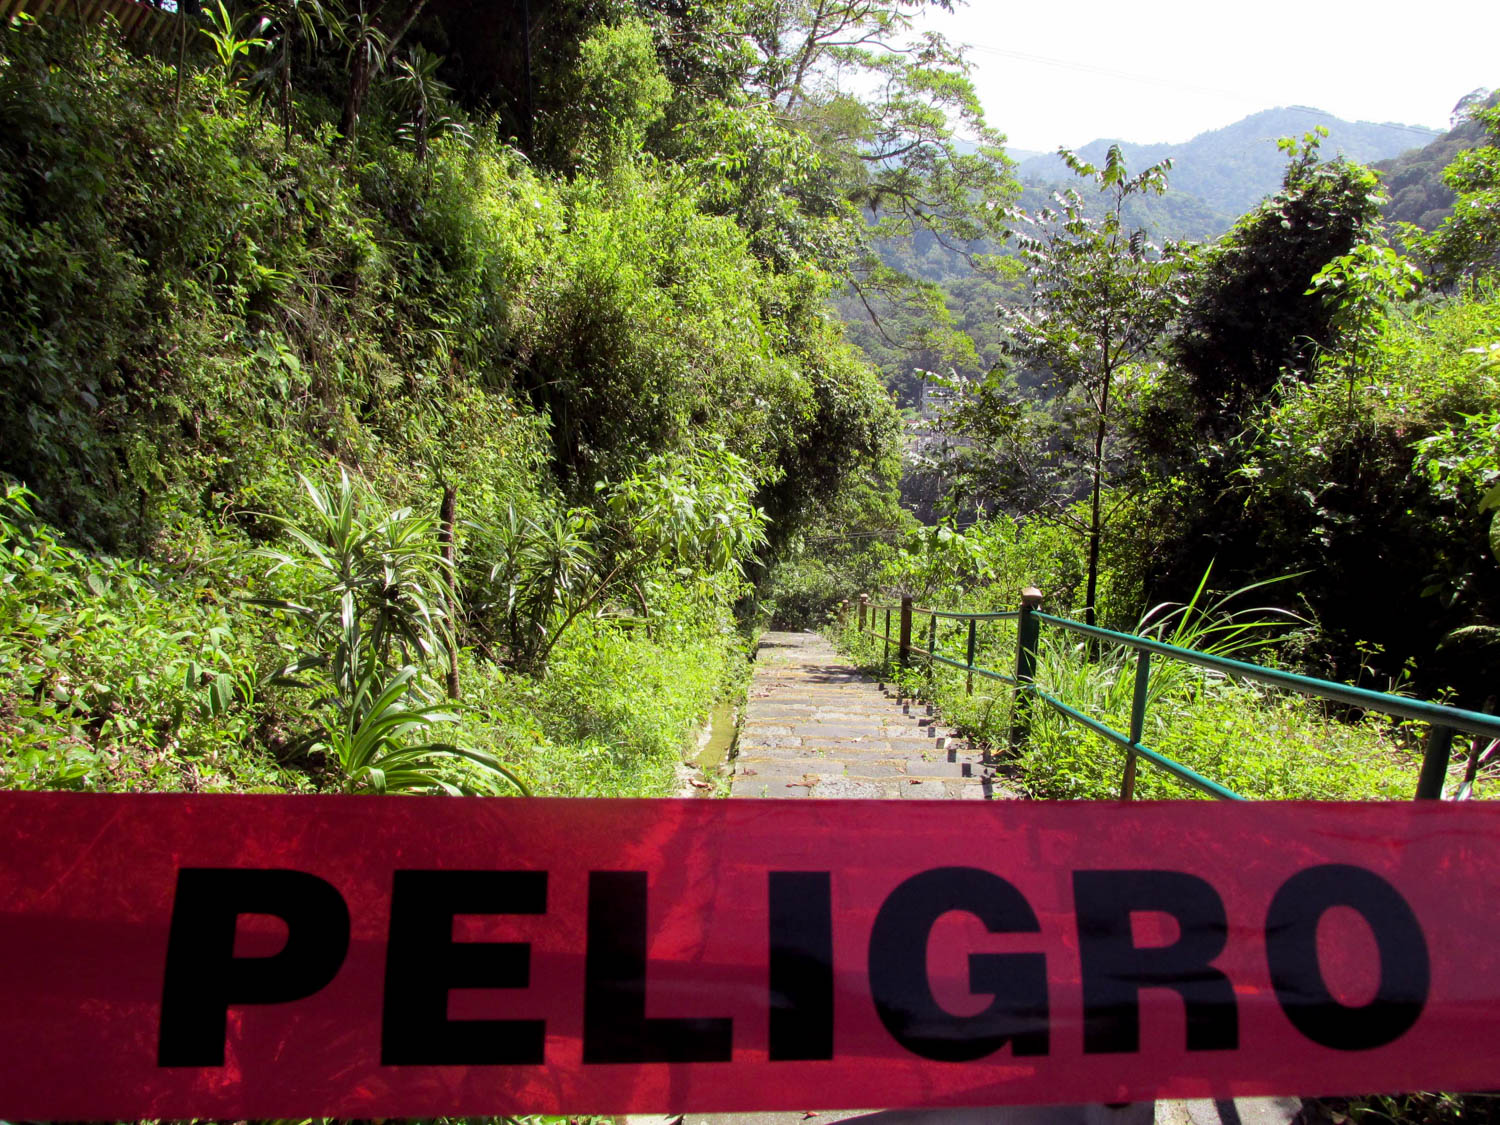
[641,1099,1304,1125]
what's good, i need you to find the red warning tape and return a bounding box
[0,792,1495,1117]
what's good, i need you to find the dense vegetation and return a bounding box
[3,6,1499,1121]
[1377,88,1497,234]
[2,0,1016,796]
[816,105,1500,816]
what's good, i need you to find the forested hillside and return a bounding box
[0,0,1012,795]
[4,0,1500,807]
[6,7,1500,1117]
[1017,106,1441,220]
[1377,88,1498,231]
[828,105,1500,714]
[838,105,1451,420]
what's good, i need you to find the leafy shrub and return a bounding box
[0,483,297,792]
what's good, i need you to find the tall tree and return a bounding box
[738,0,1015,306]
[966,146,1184,626]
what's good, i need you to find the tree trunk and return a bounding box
[340,0,431,144]
[1084,359,1113,645]
[439,482,460,700]
[340,46,372,143]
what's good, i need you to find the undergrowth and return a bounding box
[832,586,1431,802]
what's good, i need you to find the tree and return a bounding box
[742,0,1014,296]
[1171,130,1386,433]
[339,0,431,143]
[1418,101,1500,285]
[971,145,1185,627]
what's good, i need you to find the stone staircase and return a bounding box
[729,630,1015,801]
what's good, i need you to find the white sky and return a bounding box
[922,1,1500,153]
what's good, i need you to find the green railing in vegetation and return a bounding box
[846,590,1500,802]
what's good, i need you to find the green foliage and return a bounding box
[1171,129,1387,423]
[875,514,1085,614]
[758,453,911,628]
[0,482,298,793]
[833,569,1419,803]
[1168,277,1500,698]
[1376,90,1498,236]
[1416,102,1500,285]
[967,144,1187,624]
[389,44,471,161]
[1308,238,1424,410]
[200,1,269,88]
[559,18,672,172]
[250,472,524,794]
[471,446,768,671]
[0,11,903,805]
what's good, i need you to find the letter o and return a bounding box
[1265,864,1429,1050]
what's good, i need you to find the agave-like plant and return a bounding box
[390,44,471,162]
[314,664,527,795]
[199,1,269,91]
[252,471,526,795]
[248,0,348,143]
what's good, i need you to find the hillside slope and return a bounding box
[1018,106,1441,233]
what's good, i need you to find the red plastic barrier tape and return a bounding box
[1,792,1496,1117]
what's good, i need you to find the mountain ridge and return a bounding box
[1015,106,1441,228]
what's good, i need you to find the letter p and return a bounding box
[158,868,350,1066]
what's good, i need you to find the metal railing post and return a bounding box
[1008,587,1043,751]
[927,611,937,661]
[1416,723,1455,799]
[965,618,977,696]
[898,596,913,668]
[1122,650,1150,800]
[859,593,868,632]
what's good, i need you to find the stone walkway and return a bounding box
[713,631,1298,1125]
[729,631,1014,800]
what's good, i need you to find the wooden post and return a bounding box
[438,483,460,700]
[859,593,868,632]
[965,618,976,696]
[898,596,913,668]
[1008,587,1043,752]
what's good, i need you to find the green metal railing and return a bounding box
[844,589,1500,802]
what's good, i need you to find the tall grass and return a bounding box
[834,572,1425,801]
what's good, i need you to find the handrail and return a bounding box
[845,588,1491,802]
[1036,613,1500,744]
